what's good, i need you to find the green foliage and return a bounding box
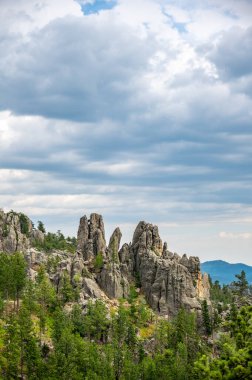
[194,305,252,380]
[60,271,77,304]
[19,213,30,235]
[46,255,61,274]
[0,249,251,379]
[233,270,248,297]
[128,285,138,303]
[135,271,141,288]
[33,230,77,253]
[37,220,46,233]
[83,300,110,342]
[2,223,9,238]
[94,252,104,270]
[0,252,27,306]
[210,280,233,306]
[202,300,212,336]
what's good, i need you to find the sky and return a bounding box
[0,0,252,264]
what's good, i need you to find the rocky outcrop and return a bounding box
[0,209,210,316]
[197,272,211,300]
[132,221,163,256]
[76,214,210,315]
[0,210,34,252]
[130,222,209,316]
[97,227,130,298]
[77,213,106,260]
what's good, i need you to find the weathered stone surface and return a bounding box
[77,213,106,260]
[132,222,163,255]
[108,227,122,260]
[82,277,106,299]
[0,209,210,316]
[130,221,209,316]
[97,227,130,298]
[97,264,129,299]
[30,229,45,244]
[196,272,211,300]
[0,210,32,253]
[118,243,130,264]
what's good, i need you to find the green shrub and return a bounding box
[19,213,30,236]
[94,252,104,270]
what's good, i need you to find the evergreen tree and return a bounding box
[11,252,27,309]
[1,314,20,379]
[60,271,76,303]
[233,270,248,296]
[83,300,109,342]
[0,252,26,309]
[18,306,42,379]
[37,220,46,233]
[202,300,212,336]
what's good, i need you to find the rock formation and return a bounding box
[77,213,106,260]
[128,221,209,315]
[0,209,210,316]
[76,213,210,315]
[0,209,34,252]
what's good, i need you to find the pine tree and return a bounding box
[233,270,248,296]
[1,314,21,379]
[37,220,46,233]
[60,271,75,303]
[11,252,27,310]
[202,300,212,336]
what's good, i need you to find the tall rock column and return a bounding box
[97,227,130,299]
[77,213,106,261]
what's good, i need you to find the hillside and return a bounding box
[201,260,252,284]
[0,210,252,379]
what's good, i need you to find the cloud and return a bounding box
[209,26,252,80]
[0,0,252,263]
[219,232,252,240]
[0,15,157,122]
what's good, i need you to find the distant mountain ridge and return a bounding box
[201,260,252,285]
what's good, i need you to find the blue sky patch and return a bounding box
[80,0,117,15]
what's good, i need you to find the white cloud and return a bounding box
[219,231,252,239]
[0,0,82,36]
[0,0,252,264]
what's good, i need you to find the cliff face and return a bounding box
[0,210,210,316]
[0,209,45,253]
[77,213,106,260]
[0,209,32,252]
[75,214,210,315]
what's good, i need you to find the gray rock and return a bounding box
[1,210,210,317]
[77,213,106,260]
[0,210,32,252]
[30,229,45,244]
[129,221,210,316]
[132,221,163,255]
[97,228,130,299]
[108,227,122,260]
[97,262,130,299]
[82,277,105,299]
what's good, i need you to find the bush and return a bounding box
[94,252,104,270]
[33,231,77,253]
[19,213,30,235]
